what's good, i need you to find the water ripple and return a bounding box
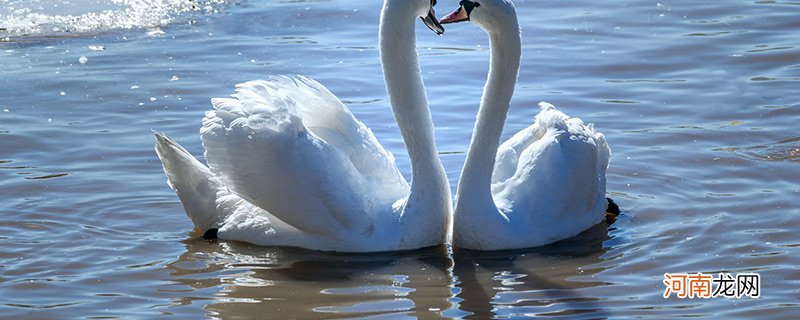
[2,0,800,318]
[717,137,800,162]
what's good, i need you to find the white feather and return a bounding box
[453,0,611,250]
[154,0,450,252]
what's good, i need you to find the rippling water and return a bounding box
[2,0,799,318]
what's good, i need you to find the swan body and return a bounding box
[442,0,611,250]
[155,0,451,252]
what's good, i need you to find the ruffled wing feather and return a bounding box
[200,76,408,237]
[491,102,610,238]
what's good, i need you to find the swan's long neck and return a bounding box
[379,4,445,185]
[455,18,521,209]
[379,2,450,244]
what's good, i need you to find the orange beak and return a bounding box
[440,5,470,24]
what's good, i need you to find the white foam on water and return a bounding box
[0,0,228,36]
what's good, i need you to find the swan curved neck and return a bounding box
[379,3,443,182]
[456,18,522,206]
[379,2,451,243]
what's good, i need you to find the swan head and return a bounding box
[382,0,445,35]
[398,0,445,35]
[439,0,516,31]
[421,0,446,35]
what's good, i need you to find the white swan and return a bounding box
[154,0,451,252]
[441,0,612,250]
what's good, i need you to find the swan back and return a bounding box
[200,76,409,237]
[279,76,409,197]
[491,103,610,245]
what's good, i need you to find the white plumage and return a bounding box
[445,0,611,250]
[199,77,408,238]
[155,0,451,252]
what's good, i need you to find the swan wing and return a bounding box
[200,76,408,237]
[155,132,334,247]
[492,102,610,238]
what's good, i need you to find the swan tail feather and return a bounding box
[153,131,223,232]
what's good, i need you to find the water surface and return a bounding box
[1,0,799,318]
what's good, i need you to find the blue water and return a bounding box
[1,0,799,318]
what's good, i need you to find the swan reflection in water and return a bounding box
[165,222,618,318]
